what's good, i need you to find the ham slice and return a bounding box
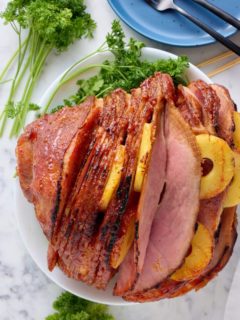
[122,105,201,298]
[211,84,235,146]
[134,74,175,275]
[114,108,167,295]
[188,80,219,135]
[124,206,237,303]
[198,192,226,236]
[177,81,235,146]
[16,97,100,239]
[136,108,167,277]
[197,206,237,285]
[57,89,131,283]
[176,85,207,134]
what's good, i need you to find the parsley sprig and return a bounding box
[44,20,189,113]
[0,0,96,137]
[46,291,115,320]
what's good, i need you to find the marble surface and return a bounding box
[1,0,240,319]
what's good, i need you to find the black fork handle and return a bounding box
[193,0,240,30]
[174,5,240,56]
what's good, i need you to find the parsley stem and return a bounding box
[21,48,51,129]
[42,46,110,113]
[0,38,27,83]
[96,86,114,98]
[0,79,14,85]
[11,44,51,137]
[0,32,31,137]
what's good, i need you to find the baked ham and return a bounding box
[16,72,238,303]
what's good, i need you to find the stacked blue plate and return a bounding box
[108,0,240,46]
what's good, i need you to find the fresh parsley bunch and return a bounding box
[46,20,189,113]
[46,291,115,320]
[0,0,96,137]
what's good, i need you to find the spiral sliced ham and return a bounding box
[16,72,238,302]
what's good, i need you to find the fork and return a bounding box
[147,0,240,55]
[192,0,240,30]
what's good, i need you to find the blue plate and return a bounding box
[107,0,240,47]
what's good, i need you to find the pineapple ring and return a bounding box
[134,123,153,192]
[99,145,125,211]
[224,151,240,207]
[171,223,212,282]
[233,112,240,151]
[196,134,234,200]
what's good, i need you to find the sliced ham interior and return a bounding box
[198,191,226,237]
[114,108,167,296]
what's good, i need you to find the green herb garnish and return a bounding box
[46,291,115,320]
[44,20,189,113]
[0,0,96,137]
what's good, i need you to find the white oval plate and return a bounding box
[15,48,211,305]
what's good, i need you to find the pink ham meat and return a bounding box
[114,109,167,295]
[198,191,226,237]
[136,109,167,276]
[116,105,201,296]
[133,106,201,292]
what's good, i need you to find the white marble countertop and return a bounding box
[1,0,240,319]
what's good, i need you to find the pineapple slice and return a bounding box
[224,151,240,207]
[99,145,125,211]
[110,215,135,269]
[196,134,234,199]
[171,223,212,281]
[134,123,153,192]
[233,112,240,151]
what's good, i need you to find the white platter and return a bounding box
[15,47,211,305]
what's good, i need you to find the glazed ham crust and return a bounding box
[16,97,100,239]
